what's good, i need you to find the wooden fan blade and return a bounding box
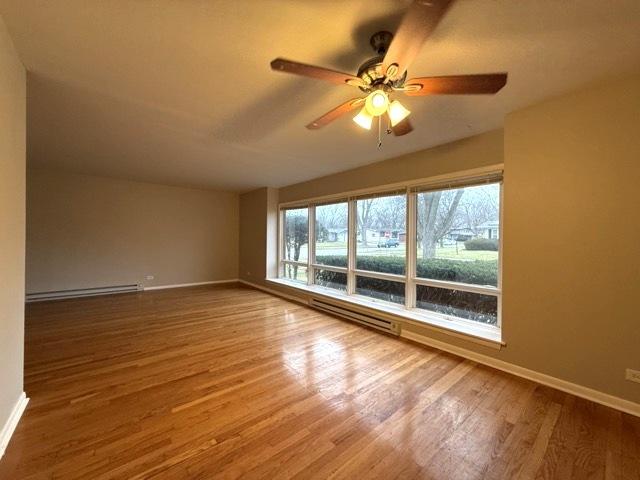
[383,0,454,80]
[306,98,366,130]
[403,73,508,96]
[391,118,414,136]
[271,58,366,88]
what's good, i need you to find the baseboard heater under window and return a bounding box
[26,284,141,302]
[309,298,400,335]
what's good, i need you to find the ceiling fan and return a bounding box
[270,0,507,144]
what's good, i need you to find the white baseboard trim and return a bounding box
[0,392,29,459]
[238,279,308,305]
[144,279,239,291]
[401,330,640,418]
[26,284,141,302]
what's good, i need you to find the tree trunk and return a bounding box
[357,200,373,247]
[421,192,441,259]
[421,190,464,259]
[438,190,464,238]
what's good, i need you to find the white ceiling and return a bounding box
[2,0,639,192]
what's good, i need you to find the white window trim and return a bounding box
[312,264,347,274]
[353,269,405,282]
[413,277,499,296]
[276,165,503,342]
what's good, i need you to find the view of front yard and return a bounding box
[282,183,501,323]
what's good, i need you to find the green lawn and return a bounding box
[425,245,498,261]
[316,242,347,249]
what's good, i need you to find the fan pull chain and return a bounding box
[377,115,382,149]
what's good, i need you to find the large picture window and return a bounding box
[278,172,502,336]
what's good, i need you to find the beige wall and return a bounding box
[501,72,640,404]
[239,188,269,284]
[239,187,278,285]
[0,15,26,432]
[278,129,504,204]
[27,170,239,293]
[243,73,640,404]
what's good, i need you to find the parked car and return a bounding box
[377,238,399,248]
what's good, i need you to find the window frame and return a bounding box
[276,167,503,336]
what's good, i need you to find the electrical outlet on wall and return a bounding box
[146,275,154,281]
[626,368,640,384]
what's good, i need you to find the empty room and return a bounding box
[1,1,639,478]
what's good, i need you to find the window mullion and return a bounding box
[311,264,347,274]
[308,205,315,286]
[406,189,417,310]
[278,209,284,278]
[413,277,500,296]
[347,199,356,295]
[353,269,406,282]
[497,181,504,327]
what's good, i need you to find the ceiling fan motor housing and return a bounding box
[357,31,407,92]
[369,31,393,55]
[357,56,406,92]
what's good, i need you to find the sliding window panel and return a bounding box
[355,193,407,275]
[416,183,500,287]
[283,208,309,263]
[315,202,348,267]
[314,269,347,292]
[355,276,405,305]
[415,284,498,325]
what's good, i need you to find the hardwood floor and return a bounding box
[1,284,639,479]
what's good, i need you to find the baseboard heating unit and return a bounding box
[309,298,400,335]
[26,284,141,302]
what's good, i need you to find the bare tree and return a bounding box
[419,190,464,258]
[284,213,308,279]
[372,195,406,231]
[316,203,347,230]
[459,188,498,235]
[357,199,374,246]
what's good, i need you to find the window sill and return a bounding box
[267,278,503,349]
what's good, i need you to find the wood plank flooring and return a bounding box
[1,284,638,479]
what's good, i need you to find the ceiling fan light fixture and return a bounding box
[365,90,389,117]
[270,2,509,142]
[388,100,411,127]
[353,107,373,130]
